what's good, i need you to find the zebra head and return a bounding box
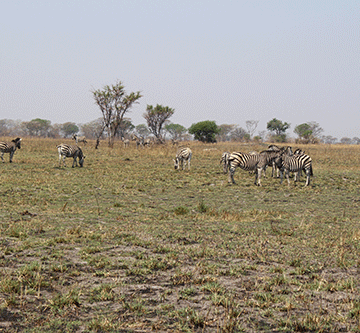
[12,138,22,149]
[173,157,180,170]
[78,148,85,167]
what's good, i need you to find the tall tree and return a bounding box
[188,121,220,143]
[294,123,312,140]
[267,118,290,142]
[246,120,259,139]
[92,81,142,148]
[143,104,174,143]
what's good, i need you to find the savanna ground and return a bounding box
[0,138,359,332]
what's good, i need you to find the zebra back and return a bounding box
[228,152,259,171]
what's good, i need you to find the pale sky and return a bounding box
[1,0,359,139]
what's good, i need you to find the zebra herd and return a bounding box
[1,137,313,186]
[220,145,313,186]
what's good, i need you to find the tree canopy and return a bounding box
[164,123,187,140]
[92,81,142,148]
[267,118,290,142]
[188,121,220,143]
[143,104,174,142]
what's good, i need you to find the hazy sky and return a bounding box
[1,0,359,139]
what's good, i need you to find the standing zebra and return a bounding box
[132,134,144,148]
[277,149,313,186]
[72,134,87,145]
[57,144,85,167]
[174,147,192,170]
[121,137,130,148]
[227,152,260,184]
[0,137,22,163]
[255,147,291,186]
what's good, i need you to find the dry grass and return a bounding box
[0,138,359,332]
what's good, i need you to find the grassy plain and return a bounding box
[0,137,359,332]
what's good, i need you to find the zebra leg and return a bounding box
[305,169,311,186]
[228,167,236,184]
[280,169,284,184]
[188,159,191,171]
[72,156,77,167]
[286,170,291,186]
[255,168,261,186]
[9,151,14,163]
[0,152,4,162]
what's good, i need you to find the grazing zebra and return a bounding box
[121,137,130,148]
[72,134,87,145]
[227,152,260,184]
[57,144,85,167]
[174,147,192,170]
[0,137,22,163]
[277,149,313,186]
[220,152,231,174]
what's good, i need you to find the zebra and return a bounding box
[220,152,231,174]
[121,137,130,148]
[57,144,85,167]
[227,152,260,184]
[72,134,87,145]
[277,148,313,186]
[143,138,152,147]
[255,147,291,186]
[0,137,22,163]
[174,147,192,170]
[132,134,144,148]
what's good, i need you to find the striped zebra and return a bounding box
[0,137,22,163]
[227,152,260,184]
[174,147,192,170]
[57,144,85,167]
[277,149,313,186]
[255,147,292,186]
[121,137,130,148]
[132,134,144,148]
[220,152,231,174]
[72,134,87,145]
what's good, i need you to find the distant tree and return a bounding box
[294,123,312,140]
[25,118,52,137]
[143,104,175,143]
[81,118,104,140]
[188,121,220,143]
[217,124,237,141]
[340,137,352,145]
[135,124,150,138]
[164,123,187,140]
[92,81,142,148]
[267,118,290,142]
[48,123,62,138]
[111,117,135,138]
[229,127,248,141]
[307,121,323,138]
[322,135,337,144]
[246,120,259,139]
[352,137,360,145]
[61,122,79,138]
